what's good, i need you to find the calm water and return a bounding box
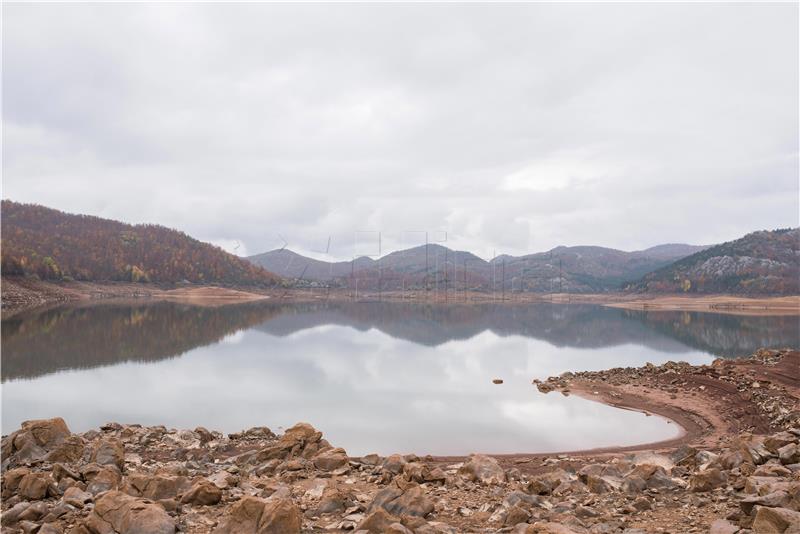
[2,300,797,455]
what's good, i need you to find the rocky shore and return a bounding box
[2,350,799,534]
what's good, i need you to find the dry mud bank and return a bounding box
[0,278,272,316]
[605,296,800,317]
[2,350,799,533]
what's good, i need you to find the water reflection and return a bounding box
[2,300,797,454]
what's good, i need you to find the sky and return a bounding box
[3,3,798,260]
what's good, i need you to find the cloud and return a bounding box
[3,3,798,259]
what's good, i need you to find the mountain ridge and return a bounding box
[247,241,710,292]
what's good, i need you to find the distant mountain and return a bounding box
[248,242,707,293]
[626,228,799,295]
[1,201,280,286]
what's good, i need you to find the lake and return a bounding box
[2,299,797,456]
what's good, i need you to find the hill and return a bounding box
[626,228,799,295]
[1,201,280,286]
[248,242,707,293]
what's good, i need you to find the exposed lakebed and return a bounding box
[2,300,797,455]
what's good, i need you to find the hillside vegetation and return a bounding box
[1,201,280,286]
[626,228,799,295]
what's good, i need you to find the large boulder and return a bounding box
[124,473,191,501]
[212,496,301,534]
[254,423,329,464]
[366,483,435,518]
[91,439,125,471]
[688,468,728,492]
[313,447,349,472]
[1,418,76,468]
[358,508,402,533]
[180,479,222,506]
[751,506,800,533]
[83,490,175,534]
[458,454,507,485]
[81,464,122,495]
[18,472,56,500]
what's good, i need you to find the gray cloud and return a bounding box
[3,3,798,260]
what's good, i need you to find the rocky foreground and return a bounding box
[2,350,799,534]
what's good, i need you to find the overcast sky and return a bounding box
[3,3,798,260]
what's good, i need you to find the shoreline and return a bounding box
[3,276,798,317]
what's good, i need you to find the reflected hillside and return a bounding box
[3,300,797,381]
[625,310,800,357]
[1,300,284,381]
[254,301,695,352]
[254,301,798,356]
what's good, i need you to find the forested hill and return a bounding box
[626,228,799,295]
[0,201,280,286]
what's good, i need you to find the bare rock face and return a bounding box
[83,490,176,534]
[458,454,507,485]
[212,496,301,534]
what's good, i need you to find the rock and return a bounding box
[689,467,728,492]
[493,379,504,384]
[81,464,121,495]
[1,502,32,526]
[2,418,72,467]
[504,504,532,526]
[751,506,800,533]
[52,463,81,482]
[46,435,86,464]
[778,443,800,466]
[367,483,435,517]
[254,423,325,463]
[2,467,31,499]
[17,502,49,524]
[403,462,446,484]
[212,496,301,534]
[313,447,349,471]
[765,432,797,454]
[85,490,175,534]
[310,486,347,516]
[18,472,54,500]
[39,525,63,534]
[180,479,222,505]
[63,486,93,508]
[207,470,238,489]
[382,454,408,475]
[126,473,190,501]
[708,518,739,534]
[91,439,125,471]
[458,454,507,485]
[358,508,402,533]
[740,491,791,515]
[21,417,71,447]
[525,470,569,495]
